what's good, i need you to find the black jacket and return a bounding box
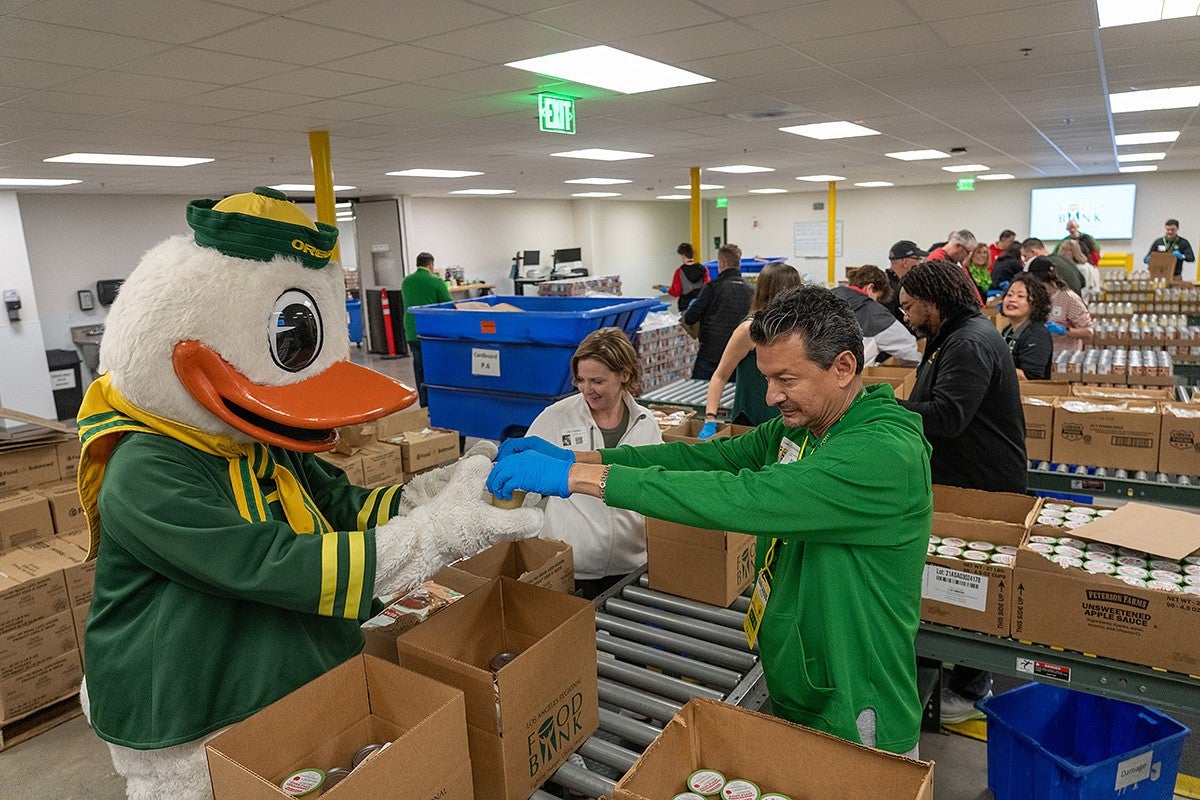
[684,269,753,365]
[1145,235,1196,277]
[1003,321,1052,380]
[989,255,1023,290]
[900,308,1027,493]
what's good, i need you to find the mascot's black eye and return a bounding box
[269,289,323,372]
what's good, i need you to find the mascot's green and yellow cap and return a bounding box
[185,186,339,270]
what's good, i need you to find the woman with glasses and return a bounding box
[1000,274,1054,380]
[523,327,663,598]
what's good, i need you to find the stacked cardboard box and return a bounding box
[634,315,699,393]
[861,365,917,400]
[373,405,460,477]
[536,274,622,297]
[645,517,756,608]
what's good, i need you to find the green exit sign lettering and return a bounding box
[716,197,728,208]
[957,177,975,191]
[538,93,575,135]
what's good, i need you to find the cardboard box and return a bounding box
[34,482,86,535]
[1149,250,1177,282]
[1014,503,1200,675]
[0,446,60,494]
[0,648,81,724]
[376,406,431,442]
[453,538,575,595]
[0,491,54,552]
[1070,384,1176,401]
[361,566,488,662]
[55,440,81,480]
[1019,379,1070,397]
[396,578,599,800]
[207,655,473,800]
[645,518,756,608]
[359,442,406,487]
[861,365,917,400]
[613,698,933,800]
[0,610,76,680]
[1159,403,1200,476]
[727,423,756,436]
[332,421,377,455]
[647,404,695,432]
[397,429,460,474]
[1052,398,1161,471]
[315,451,366,487]
[662,419,731,444]
[1022,397,1054,462]
[0,566,69,632]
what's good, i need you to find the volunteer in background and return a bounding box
[1057,239,1101,303]
[1000,274,1054,380]
[683,243,754,380]
[988,229,1017,266]
[885,240,927,325]
[927,230,983,304]
[697,262,803,437]
[489,286,932,757]
[988,239,1025,292]
[524,328,663,599]
[401,251,452,407]
[1026,256,1093,356]
[1022,237,1084,296]
[964,243,993,298]
[1144,218,1196,278]
[1053,219,1100,266]
[655,242,710,312]
[898,259,1026,723]
[831,265,921,366]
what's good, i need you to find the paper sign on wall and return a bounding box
[794,220,843,258]
[472,348,501,377]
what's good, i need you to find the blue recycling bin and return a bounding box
[703,257,788,280]
[345,298,363,345]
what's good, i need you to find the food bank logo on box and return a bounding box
[736,545,755,586]
[528,691,585,777]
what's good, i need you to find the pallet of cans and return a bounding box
[634,311,699,393]
[536,274,623,296]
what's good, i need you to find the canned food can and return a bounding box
[1037,508,1066,519]
[1053,545,1084,558]
[940,537,967,548]
[688,769,727,796]
[1117,575,1148,588]
[1028,542,1055,555]
[1057,537,1088,550]
[1184,555,1200,566]
[1063,520,1091,530]
[1083,561,1117,575]
[721,780,761,800]
[1063,513,1093,524]
[1084,541,1115,555]
[1068,506,1097,516]
[1116,556,1148,568]
[1150,570,1184,584]
[935,545,963,558]
[352,744,387,769]
[673,794,707,800]
[963,550,990,562]
[1036,516,1064,527]
[1117,565,1150,580]
[1183,564,1200,576]
[280,769,324,797]
[1029,535,1058,545]
[990,553,1015,566]
[1185,574,1200,587]
[1147,580,1182,593]
[1084,552,1115,564]
[1043,502,1070,512]
[1148,560,1182,573]
[996,545,1018,556]
[1050,555,1084,568]
[489,652,520,672]
[967,541,995,552]
[928,535,942,545]
[324,767,352,791]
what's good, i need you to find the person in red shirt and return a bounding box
[655,242,710,312]
[988,229,1016,266]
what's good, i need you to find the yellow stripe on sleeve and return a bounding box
[375,485,402,527]
[342,530,366,619]
[356,487,385,531]
[318,531,338,616]
[230,460,253,523]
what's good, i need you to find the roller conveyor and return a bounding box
[545,567,765,799]
[638,379,735,412]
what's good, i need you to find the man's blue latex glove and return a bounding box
[999,281,1010,290]
[1174,249,1184,259]
[497,436,575,463]
[654,284,669,292]
[1144,254,1152,264]
[697,420,719,440]
[487,451,571,499]
[1046,321,1067,335]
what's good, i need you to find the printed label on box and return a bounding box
[472,348,501,377]
[922,564,987,611]
[1114,750,1154,791]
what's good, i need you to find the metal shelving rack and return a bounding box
[1026,468,1200,506]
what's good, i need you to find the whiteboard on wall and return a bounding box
[795,220,843,258]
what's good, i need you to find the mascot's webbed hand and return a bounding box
[397,440,497,514]
[374,453,541,596]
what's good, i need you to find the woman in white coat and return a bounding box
[525,327,664,598]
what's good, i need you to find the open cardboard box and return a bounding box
[452,538,574,594]
[375,406,431,442]
[1014,502,1200,675]
[613,698,933,800]
[1070,384,1175,401]
[395,577,598,800]
[206,655,473,800]
[645,517,756,608]
[662,419,730,444]
[397,428,460,474]
[1159,403,1200,476]
[861,365,917,400]
[360,566,489,663]
[1052,398,1161,471]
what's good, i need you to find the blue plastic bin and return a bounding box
[979,683,1189,800]
[345,298,363,344]
[426,384,571,441]
[419,337,579,395]
[409,295,658,346]
[703,257,787,281]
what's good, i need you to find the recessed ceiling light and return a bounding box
[335,201,352,208]
[707,165,775,174]
[1116,152,1166,162]
[269,183,356,192]
[657,194,691,199]
[449,188,516,195]
[673,183,724,190]
[748,188,788,194]
[44,152,213,167]
[1097,0,1200,28]
[854,181,894,188]
[552,148,653,161]
[977,173,1016,180]
[1110,86,1200,113]
[336,215,355,221]
[796,175,845,182]
[564,178,632,185]
[0,177,82,186]
[941,164,990,172]
[1119,165,1158,173]
[386,168,483,178]
[506,45,713,94]
[778,121,881,140]
[1114,130,1180,145]
[886,149,951,161]
[571,192,621,198]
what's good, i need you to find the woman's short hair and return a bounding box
[1006,273,1051,323]
[847,264,892,304]
[571,327,643,397]
[750,261,803,313]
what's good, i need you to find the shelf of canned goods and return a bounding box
[1027,464,1200,507]
[638,379,736,414]
[538,568,764,800]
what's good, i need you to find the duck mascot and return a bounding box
[74,186,541,800]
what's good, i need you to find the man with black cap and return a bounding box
[886,241,926,325]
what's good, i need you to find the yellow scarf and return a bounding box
[77,374,332,559]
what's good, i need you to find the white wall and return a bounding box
[0,192,55,423]
[727,170,1200,284]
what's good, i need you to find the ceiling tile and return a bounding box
[48,71,224,101]
[323,44,486,82]
[0,57,92,90]
[191,17,392,64]
[12,0,265,44]
[800,25,948,65]
[122,46,295,84]
[337,81,471,110]
[414,65,571,96]
[2,89,148,116]
[242,68,398,98]
[410,17,594,63]
[0,18,171,68]
[615,20,778,64]
[529,0,722,41]
[740,0,922,43]
[285,0,505,42]
[187,85,320,112]
[679,46,820,80]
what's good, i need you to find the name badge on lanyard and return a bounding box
[560,427,587,449]
[777,437,803,465]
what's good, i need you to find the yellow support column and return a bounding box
[308,130,342,262]
[690,166,702,256]
[827,180,837,285]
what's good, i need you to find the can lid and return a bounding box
[279,768,324,796]
[490,651,520,672]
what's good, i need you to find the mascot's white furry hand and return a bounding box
[397,440,498,514]
[374,453,541,597]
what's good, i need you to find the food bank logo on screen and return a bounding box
[1058,202,1104,226]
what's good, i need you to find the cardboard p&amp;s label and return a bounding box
[921,564,988,612]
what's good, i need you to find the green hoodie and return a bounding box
[601,382,932,753]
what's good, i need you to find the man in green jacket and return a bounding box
[489,286,933,756]
[402,251,452,406]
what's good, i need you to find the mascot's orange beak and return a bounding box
[172,340,417,452]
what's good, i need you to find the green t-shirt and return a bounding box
[85,433,403,748]
[402,267,453,341]
[601,383,932,753]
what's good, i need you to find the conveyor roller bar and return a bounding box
[597,658,725,702]
[598,677,684,722]
[595,613,757,672]
[597,707,663,749]
[549,759,617,797]
[595,633,742,690]
[605,597,750,650]
[577,736,641,773]
[621,585,746,630]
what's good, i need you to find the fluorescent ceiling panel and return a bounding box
[796,174,845,182]
[657,194,690,199]
[941,164,990,172]
[552,148,653,161]
[564,178,632,185]
[44,152,213,166]
[449,188,515,195]
[707,165,774,174]
[1117,152,1166,162]
[1097,0,1200,28]
[1114,131,1180,145]
[334,201,352,208]
[1119,165,1158,172]
[854,181,894,187]
[270,183,355,191]
[674,184,725,190]
[885,149,951,161]
[0,177,82,186]
[506,45,713,94]
[1109,86,1200,113]
[778,121,881,140]
[386,168,483,178]
[748,188,788,194]
[571,192,621,197]
[977,173,1016,180]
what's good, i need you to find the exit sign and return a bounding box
[957,177,975,191]
[716,197,728,208]
[538,93,575,134]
